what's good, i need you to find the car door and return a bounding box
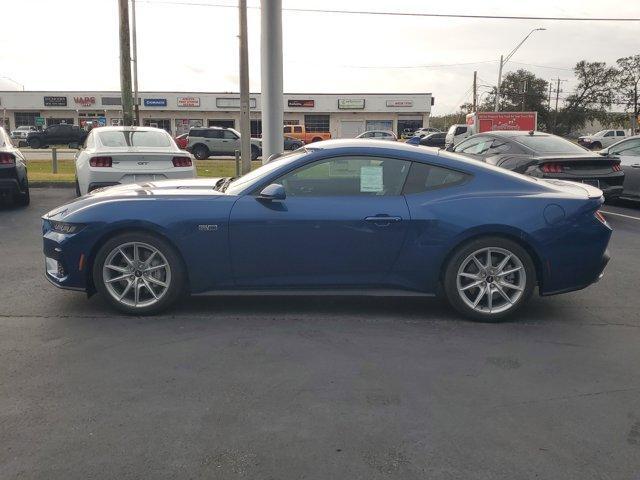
[602,130,616,147]
[221,129,240,154]
[610,138,640,197]
[205,129,223,153]
[228,155,412,287]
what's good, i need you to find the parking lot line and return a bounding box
[601,210,640,221]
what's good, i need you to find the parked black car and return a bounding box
[452,131,624,199]
[0,127,29,206]
[419,132,446,148]
[27,124,87,149]
[284,135,304,150]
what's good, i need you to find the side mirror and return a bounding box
[258,183,286,201]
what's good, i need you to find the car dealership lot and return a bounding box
[1,188,640,479]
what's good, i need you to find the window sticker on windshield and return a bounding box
[360,165,384,192]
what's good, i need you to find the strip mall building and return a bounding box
[0,91,433,138]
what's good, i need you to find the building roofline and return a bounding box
[0,90,432,96]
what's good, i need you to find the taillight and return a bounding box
[0,153,15,165]
[172,156,192,167]
[541,163,564,174]
[612,163,622,172]
[89,156,112,167]
[594,210,607,225]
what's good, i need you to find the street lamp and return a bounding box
[494,28,546,111]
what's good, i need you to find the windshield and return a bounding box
[592,130,608,137]
[514,135,587,154]
[98,130,172,148]
[225,150,309,195]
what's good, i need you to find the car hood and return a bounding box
[43,178,226,220]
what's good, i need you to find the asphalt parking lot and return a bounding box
[1,188,640,479]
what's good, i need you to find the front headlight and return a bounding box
[49,220,84,234]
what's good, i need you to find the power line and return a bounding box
[509,61,574,71]
[137,1,640,21]
[338,60,497,69]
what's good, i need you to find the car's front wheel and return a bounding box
[29,138,41,149]
[443,237,536,322]
[192,144,209,160]
[93,232,186,315]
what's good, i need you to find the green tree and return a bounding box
[615,55,640,132]
[556,61,619,135]
[481,70,551,130]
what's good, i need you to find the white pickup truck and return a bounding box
[577,129,627,150]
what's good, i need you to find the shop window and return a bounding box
[208,119,235,129]
[304,115,330,132]
[46,118,75,126]
[15,112,41,127]
[366,120,393,132]
[144,118,172,134]
[250,119,262,137]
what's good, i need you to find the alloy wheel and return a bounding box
[456,247,526,314]
[102,242,171,308]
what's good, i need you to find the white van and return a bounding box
[445,124,472,148]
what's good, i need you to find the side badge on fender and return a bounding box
[198,224,218,232]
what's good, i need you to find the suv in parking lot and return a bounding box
[578,129,627,150]
[10,125,37,141]
[187,127,262,160]
[27,123,87,149]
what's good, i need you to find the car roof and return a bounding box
[190,126,227,130]
[478,130,546,138]
[91,126,169,133]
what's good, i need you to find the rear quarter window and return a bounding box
[403,162,471,194]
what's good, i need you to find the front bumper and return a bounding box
[42,221,91,292]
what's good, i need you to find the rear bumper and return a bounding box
[541,172,624,198]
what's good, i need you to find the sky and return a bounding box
[0,0,638,115]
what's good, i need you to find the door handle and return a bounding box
[364,215,402,226]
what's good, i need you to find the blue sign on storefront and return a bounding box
[144,98,167,107]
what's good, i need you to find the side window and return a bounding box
[455,136,492,155]
[617,130,625,136]
[487,140,515,155]
[222,130,238,139]
[454,126,467,136]
[275,156,410,197]
[610,139,640,156]
[403,162,470,194]
[205,129,223,139]
[604,131,614,137]
[294,126,303,133]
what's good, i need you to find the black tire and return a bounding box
[311,137,323,143]
[443,236,536,322]
[590,142,602,150]
[13,178,30,206]
[93,232,187,315]
[251,145,260,161]
[29,138,41,149]
[75,178,81,197]
[192,144,209,160]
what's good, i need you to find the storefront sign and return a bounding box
[102,96,122,106]
[386,100,413,107]
[338,99,365,110]
[288,99,315,108]
[216,97,257,109]
[73,96,96,107]
[177,96,200,107]
[144,98,167,107]
[44,96,67,107]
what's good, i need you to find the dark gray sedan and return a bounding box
[452,131,624,199]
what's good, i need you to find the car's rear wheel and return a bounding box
[93,233,186,315]
[192,144,209,160]
[311,137,323,143]
[29,138,41,149]
[443,237,536,322]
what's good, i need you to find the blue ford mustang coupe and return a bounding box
[42,140,611,321]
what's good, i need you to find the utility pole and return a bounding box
[238,0,251,174]
[260,0,284,164]
[472,71,477,112]
[131,0,140,125]
[521,79,527,111]
[552,78,565,134]
[118,0,134,126]
[494,55,504,111]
